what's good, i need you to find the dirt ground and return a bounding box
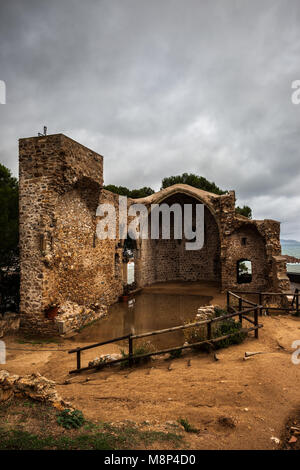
[0,397,184,450]
[2,309,300,450]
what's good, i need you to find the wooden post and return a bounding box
[128,335,133,367]
[254,307,259,339]
[76,349,81,370]
[207,321,212,341]
[238,297,242,323]
[259,293,263,316]
[227,291,230,311]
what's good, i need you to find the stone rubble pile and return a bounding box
[88,353,123,368]
[56,301,108,335]
[196,305,220,321]
[0,369,72,410]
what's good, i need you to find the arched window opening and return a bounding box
[237,259,252,284]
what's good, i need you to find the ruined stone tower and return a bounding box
[19,134,123,334]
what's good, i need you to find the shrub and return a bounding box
[214,307,228,317]
[214,318,247,348]
[169,348,182,359]
[120,342,153,368]
[57,409,85,430]
[183,307,247,351]
[178,418,198,433]
[0,270,20,314]
[183,321,210,352]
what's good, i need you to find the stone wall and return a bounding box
[130,185,290,294]
[0,314,20,338]
[19,134,123,335]
[19,134,290,335]
[222,224,268,291]
[136,194,221,286]
[55,301,108,335]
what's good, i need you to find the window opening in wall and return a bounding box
[127,260,135,284]
[123,236,136,286]
[237,259,252,284]
[241,237,247,246]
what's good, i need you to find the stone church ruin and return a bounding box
[19,134,290,335]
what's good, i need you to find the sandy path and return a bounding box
[2,314,300,450]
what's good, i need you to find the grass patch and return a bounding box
[22,401,36,408]
[78,319,100,333]
[57,409,85,430]
[178,418,198,434]
[119,342,153,368]
[0,398,183,450]
[17,337,61,345]
[0,425,183,450]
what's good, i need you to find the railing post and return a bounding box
[207,321,212,341]
[238,297,242,323]
[76,348,81,370]
[128,334,133,367]
[259,293,263,316]
[227,291,230,311]
[254,307,259,339]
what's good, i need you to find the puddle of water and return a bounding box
[75,290,212,351]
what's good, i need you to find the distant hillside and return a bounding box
[281,239,300,245]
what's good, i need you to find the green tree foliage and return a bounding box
[235,205,252,219]
[103,185,154,198]
[104,173,253,218]
[129,187,155,198]
[0,164,19,268]
[0,164,19,312]
[161,172,226,195]
[161,173,252,219]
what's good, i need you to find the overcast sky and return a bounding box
[0,0,300,238]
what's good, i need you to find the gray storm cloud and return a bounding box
[0,0,300,238]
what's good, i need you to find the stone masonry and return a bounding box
[19,134,290,335]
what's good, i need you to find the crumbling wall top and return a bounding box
[19,133,103,191]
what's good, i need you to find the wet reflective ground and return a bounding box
[74,281,221,350]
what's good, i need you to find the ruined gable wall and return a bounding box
[135,194,221,286]
[47,186,122,308]
[222,225,268,292]
[221,217,290,293]
[134,188,288,293]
